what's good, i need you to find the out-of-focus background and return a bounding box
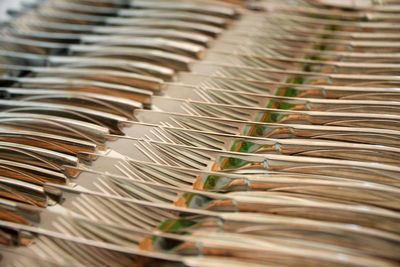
[0,0,23,22]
